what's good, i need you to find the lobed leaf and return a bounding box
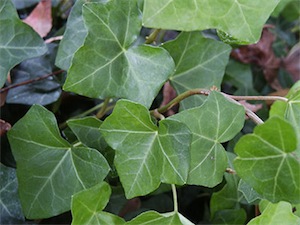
[247,201,300,225]
[63,0,174,108]
[170,91,245,187]
[162,32,231,109]
[7,105,110,219]
[234,117,300,204]
[100,99,192,198]
[71,182,125,225]
[0,0,47,88]
[143,0,280,44]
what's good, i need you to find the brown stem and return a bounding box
[223,93,288,102]
[0,70,65,93]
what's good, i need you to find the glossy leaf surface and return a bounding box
[64,0,174,108]
[0,164,24,224]
[248,201,300,225]
[100,100,192,198]
[143,0,279,43]
[7,105,110,219]
[234,117,300,204]
[71,182,125,225]
[163,32,231,109]
[0,0,47,88]
[170,91,245,187]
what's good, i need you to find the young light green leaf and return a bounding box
[7,105,110,219]
[71,182,125,225]
[100,99,192,198]
[0,0,47,88]
[126,211,183,225]
[55,0,107,70]
[0,164,25,224]
[270,81,300,150]
[143,0,280,44]
[170,91,245,187]
[63,0,174,108]
[248,201,300,225]
[210,152,244,221]
[234,117,300,204]
[162,32,231,109]
[67,116,107,151]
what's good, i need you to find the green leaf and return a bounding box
[56,0,107,70]
[170,91,245,187]
[7,105,110,219]
[143,0,280,44]
[0,164,25,224]
[63,0,174,108]
[126,211,183,225]
[0,0,47,88]
[162,32,231,109]
[100,99,192,198]
[248,201,300,225]
[238,179,262,204]
[212,209,247,225]
[71,182,125,225]
[270,81,300,149]
[210,152,244,221]
[234,117,300,204]
[67,116,107,151]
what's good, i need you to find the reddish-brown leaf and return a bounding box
[282,43,300,82]
[160,81,178,116]
[0,119,11,136]
[23,0,52,38]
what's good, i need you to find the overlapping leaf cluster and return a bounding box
[2,0,300,224]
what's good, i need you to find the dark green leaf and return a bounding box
[71,182,125,225]
[212,209,247,225]
[170,91,245,187]
[234,117,300,204]
[143,0,280,44]
[0,0,47,88]
[63,0,174,108]
[100,100,192,198]
[238,179,262,204]
[126,211,184,225]
[0,164,25,224]
[248,201,300,225]
[163,32,231,109]
[7,105,110,219]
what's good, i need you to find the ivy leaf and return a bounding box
[270,81,300,149]
[143,0,280,44]
[71,182,125,225]
[210,152,245,223]
[67,116,107,151]
[100,99,192,198]
[0,164,25,224]
[64,0,174,108]
[238,179,262,204]
[212,209,247,225]
[247,201,300,225]
[162,32,231,109]
[126,211,186,225]
[170,91,245,187]
[56,0,106,70]
[234,117,300,204]
[7,105,110,219]
[0,0,47,88]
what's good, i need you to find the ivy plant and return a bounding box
[1,0,300,224]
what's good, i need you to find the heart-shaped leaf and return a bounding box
[63,0,174,108]
[7,105,110,219]
[0,0,47,88]
[71,182,125,225]
[170,91,245,187]
[143,0,280,44]
[162,32,231,109]
[234,117,300,204]
[100,99,192,198]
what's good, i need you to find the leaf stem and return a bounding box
[171,184,178,213]
[145,29,161,44]
[96,98,111,119]
[223,93,288,102]
[244,107,264,125]
[151,88,210,114]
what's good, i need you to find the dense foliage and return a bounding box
[1,0,300,224]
